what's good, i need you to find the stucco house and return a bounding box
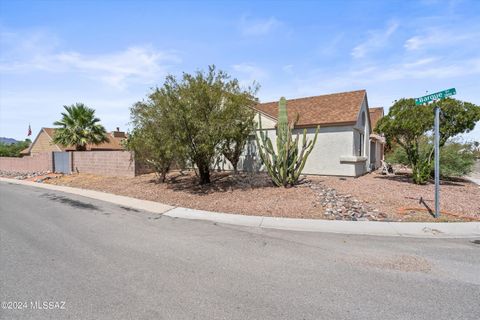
[236,89,384,177]
[20,127,127,156]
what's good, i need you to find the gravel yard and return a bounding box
[37,169,480,222]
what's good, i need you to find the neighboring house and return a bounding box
[368,107,385,170]
[235,89,384,177]
[20,127,127,156]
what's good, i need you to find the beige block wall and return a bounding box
[71,151,136,177]
[0,152,53,173]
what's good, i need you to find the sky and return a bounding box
[1,0,479,141]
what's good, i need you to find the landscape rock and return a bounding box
[303,180,388,221]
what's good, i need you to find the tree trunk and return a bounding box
[197,162,211,184]
[76,144,87,151]
[232,160,238,174]
[160,170,167,183]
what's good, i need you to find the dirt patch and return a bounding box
[40,170,480,222]
[46,171,323,219]
[310,173,480,222]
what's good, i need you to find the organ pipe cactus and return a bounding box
[255,97,319,187]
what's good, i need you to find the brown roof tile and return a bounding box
[44,128,126,151]
[254,90,366,127]
[369,107,384,132]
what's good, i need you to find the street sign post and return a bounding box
[415,88,456,218]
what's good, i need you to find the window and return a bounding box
[358,133,364,156]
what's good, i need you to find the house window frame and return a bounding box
[359,132,364,156]
[353,128,365,157]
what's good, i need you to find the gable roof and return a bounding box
[369,107,384,132]
[253,90,367,127]
[24,127,126,154]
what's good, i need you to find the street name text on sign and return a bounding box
[415,88,456,105]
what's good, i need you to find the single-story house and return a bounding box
[234,89,385,177]
[20,127,127,156]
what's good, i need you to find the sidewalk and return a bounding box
[2,177,479,238]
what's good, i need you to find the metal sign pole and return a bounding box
[434,105,440,218]
[415,88,456,218]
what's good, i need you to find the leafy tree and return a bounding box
[126,99,182,183]
[0,139,31,157]
[53,103,108,151]
[132,66,258,184]
[377,98,480,184]
[219,95,256,173]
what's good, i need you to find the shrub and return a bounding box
[439,141,476,177]
[385,139,476,179]
[0,140,31,157]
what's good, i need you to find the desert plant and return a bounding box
[438,141,476,177]
[53,103,108,151]
[139,66,258,184]
[219,100,256,174]
[377,98,480,184]
[256,97,319,187]
[386,137,476,178]
[126,99,181,183]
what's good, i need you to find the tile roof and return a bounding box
[44,128,126,151]
[253,90,367,127]
[369,107,384,132]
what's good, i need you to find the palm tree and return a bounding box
[52,103,108,151]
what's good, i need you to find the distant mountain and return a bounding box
[0,137,19,144]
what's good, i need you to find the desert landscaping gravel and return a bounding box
[35,170,480,222]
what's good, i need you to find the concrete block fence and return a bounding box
[0,151,152,177]
[0,152,53,173]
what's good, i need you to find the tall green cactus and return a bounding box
[255,97,319,187]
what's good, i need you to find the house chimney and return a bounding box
[113,127,126,138]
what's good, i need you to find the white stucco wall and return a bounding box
[217,98,374,177]
[294,126,356,176]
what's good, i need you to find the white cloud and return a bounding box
[351,21,399,59]
[0,29,180,89]
[239,16,281,36]
[404,29,480,51]
[232,63,267,86]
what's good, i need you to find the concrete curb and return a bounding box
[2,177,479,238]
[0,177,174,214]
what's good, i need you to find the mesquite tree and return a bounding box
[130,66,258,184]
[256,97,319,187]
[220,99,256,173]
[126,98,182,183]
[377,98,480,184]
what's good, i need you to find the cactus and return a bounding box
[255,97,319,187]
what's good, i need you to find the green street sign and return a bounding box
[415,88,456,105]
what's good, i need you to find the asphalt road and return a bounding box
[1,182,479,320]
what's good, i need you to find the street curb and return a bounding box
[2,178,479,238]
[165,207,480,238]
[0,177,174,214]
